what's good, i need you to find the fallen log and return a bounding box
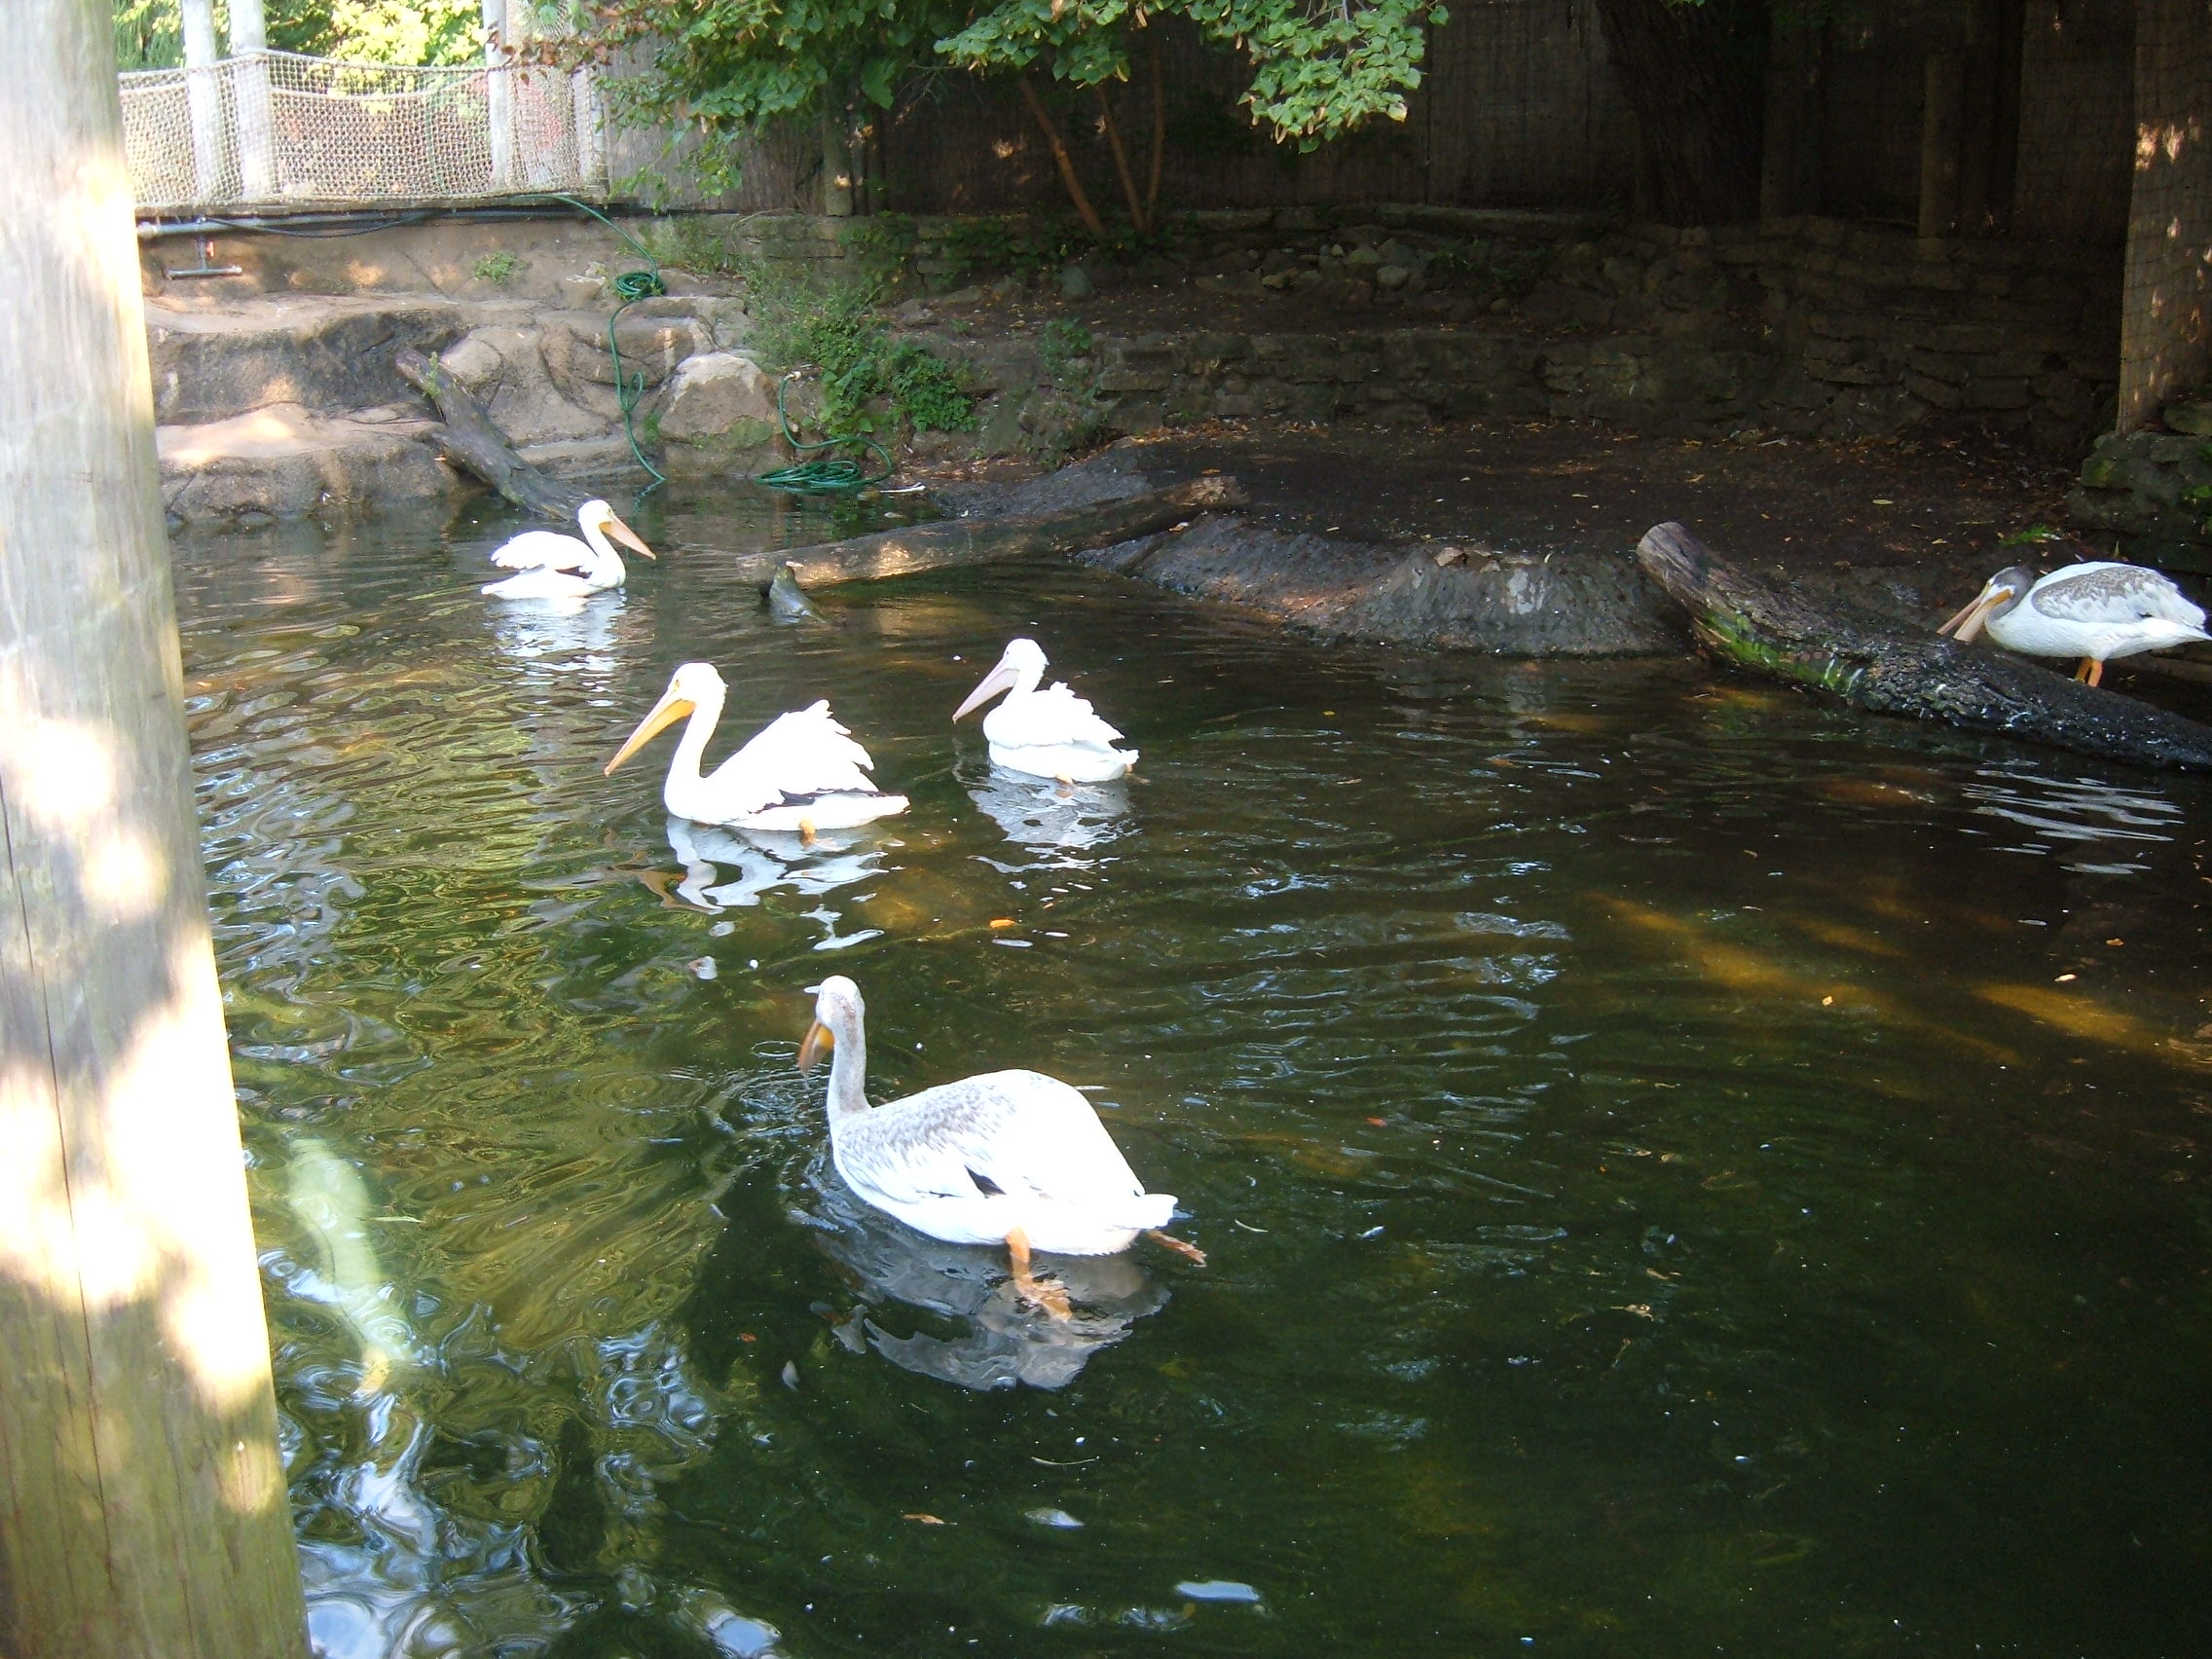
[396,348,590,523]
[751,476,1249,588]
[1637,521,2212,773]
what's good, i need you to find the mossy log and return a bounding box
[396,348,590,522]
[1638,521,2212,772]
[751,476,1250,588]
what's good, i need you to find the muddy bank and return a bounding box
[933,447,1683,655]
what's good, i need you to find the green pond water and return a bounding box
[172,488,2211,1659]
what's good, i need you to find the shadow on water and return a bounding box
[167,481,2212,1658]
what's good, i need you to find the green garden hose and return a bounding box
[551,197,896,496]
[556,195,667,486]
[756,374,894,495]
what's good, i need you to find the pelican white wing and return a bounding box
[492,530,596,573]
[705,701,881,814]
[985,682,1127,752]
[2028,562,2205,629]
[834,1070,1176,1255]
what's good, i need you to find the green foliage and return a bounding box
[1038,318,1095,382]
[1997,523,2065,545]
[1424,238,1551,298]
[471,249,522,284]
[849,211,922,280]
[937,0,1445,150]
[742,264,976,437]
[933,214,1156,282]
[113,0,481,68]
[587,0,1451,207]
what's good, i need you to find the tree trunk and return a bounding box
[1918,53,1964,238]
[1018,74,1107,239]
[1146,31,1165,228]
[2117,0,2212,430]
[0,5,311,1655]
[756,475,1247,587]
[396,348,592,521]
[1591,0,1765,225]
[1638,522,2212,772]
[1096,85,1148,234]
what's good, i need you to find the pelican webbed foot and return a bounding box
[1006,1225,1072,1320]
[1147,1229,1207,1267]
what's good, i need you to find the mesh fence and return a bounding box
[120,51,609,213]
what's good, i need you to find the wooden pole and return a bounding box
[1917,52,1964,239]
[0,5,310,1657]
[2116,0,2212,430]
[230,0,274,202]
[180,0,224,203]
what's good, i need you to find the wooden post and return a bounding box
[820,105,855,217]
[230,0,273,202]
[180,0,224,204]
[2117,0,2212,430]
[0,5,310,1658]
[1918,52,1964,239]
[1758,18,1824,220]
[483,0,514,186]
[1957,0,2024,234]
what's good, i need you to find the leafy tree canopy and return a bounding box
[589,0,1449,153]
[113,0,484,69]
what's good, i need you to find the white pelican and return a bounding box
[799,976,1200,1316]
[482,498,653,600]
[952,638,1136,782]
[605,662,907,834]
[1939,561,2209,686]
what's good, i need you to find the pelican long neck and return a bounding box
[580,518,624,585]
[669,680,724,790]
[824,1008,869,1119]
[1008,655,1046,701]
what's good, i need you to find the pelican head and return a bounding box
[799,975,865,1073]
[580,498,656,560]
[953,637,1049,719]
[605,661,724,775]
[1938,565,2035,643]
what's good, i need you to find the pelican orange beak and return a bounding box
[953,654,1019,720]
[798,1019,832,1073]
[605,685,694,775]
[1938,585,2012,644]
[603,511,655,560]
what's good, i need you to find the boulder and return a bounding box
[657,351,786,475]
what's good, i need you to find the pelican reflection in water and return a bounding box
[966,765,1133,870]
[663,817,889,918]
[806,1167,1170,1391]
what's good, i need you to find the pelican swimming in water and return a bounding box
[482,498,653,600]
[953,638,1136,782]
[1939,561,2209,686]
[799,976,1200,1316]
[605,662,907,834]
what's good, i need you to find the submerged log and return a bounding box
[396,348,590,522]
[753,475,1249,588]
[1638,521,2212,772]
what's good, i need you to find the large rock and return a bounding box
[157,403,457,522]
[145,294,481,423]
[657,351,786,475]
[541,311,713,390]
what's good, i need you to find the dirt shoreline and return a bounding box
[929,417,2090,659]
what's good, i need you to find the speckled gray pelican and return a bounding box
[1938,561,2209,686]
[799,977,1201,1316]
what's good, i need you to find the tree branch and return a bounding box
[1017,72,1107,240]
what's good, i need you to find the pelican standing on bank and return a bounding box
[953,638,1136,782]
[1938,561,2209,686]
[483,498,654,600]
[605,662,907,835]
[799,977,1201,1316]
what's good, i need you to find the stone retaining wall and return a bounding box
[724,208,2119,457]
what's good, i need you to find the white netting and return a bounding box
[120,51,608,213]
